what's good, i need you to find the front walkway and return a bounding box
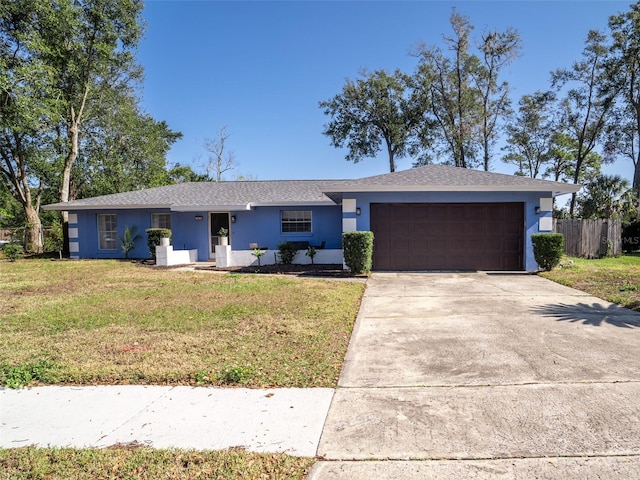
[309,272,640,479]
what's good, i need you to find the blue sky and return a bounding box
[138,0,632,182]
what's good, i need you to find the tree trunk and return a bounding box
[3,133,44,253]
[24,204,43,254]
[483,135,490,171]
[483,114,490,171]
[633,153,640,221]
[386,142,396,172]
[634,107,640,198]
[60,118,79,257]
[634,152,640,193]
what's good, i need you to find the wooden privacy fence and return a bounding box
[0,228,18,242]
[553,218,621,258]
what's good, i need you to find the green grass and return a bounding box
[0,259,364,388]
[0,447,314,480]
[540,254,640,311]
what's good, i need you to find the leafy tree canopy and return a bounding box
[320,69,428,172]
[577,174,636,220]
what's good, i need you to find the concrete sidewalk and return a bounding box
[0,385,333,457]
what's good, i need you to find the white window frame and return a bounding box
[97,214,118,250]
[281,210,312,233]
[151,213,172,230]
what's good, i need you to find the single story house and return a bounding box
[43,165,580,271]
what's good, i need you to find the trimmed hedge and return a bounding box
[343,231,374,274]
[622,221,640,253]
[146,228,171,259]
[531,233,564,271]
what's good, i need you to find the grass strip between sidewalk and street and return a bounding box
[0,447,314,480]
[540,254,640,311]
[0,259,364,388]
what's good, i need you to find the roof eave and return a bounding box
[41,203,173,211]
[171,204,252,212]
[321,184,581,195]
[250,200,337,207]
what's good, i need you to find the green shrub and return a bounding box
[343,231,374,274]
[145,228,171,259]
[120,225,141,259]
[251,248,265,266]
[622,221,640,253]
[532,233,564,271]
[305,246,317,264]
[277,242,298,265]
[3,243,23,262]
[43,221,64,254]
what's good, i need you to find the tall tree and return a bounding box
[502,91,558,178]
[414,12,480,168]
[42,0,145,254]
[203,125,237,181]
[320,69,427,172]
[71,91,182,198]
[551,30,618,216]
[0,0,57,252]
[545,131,603,184]
[474,28,521,171]
[414,11,519,169]
[609,2,640,197]
[1,0,179,253]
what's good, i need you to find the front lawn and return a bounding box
[0,447,313,480]
[540,254,640,311]
[0,259,364,388]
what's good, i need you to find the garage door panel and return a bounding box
[371,202,524,271]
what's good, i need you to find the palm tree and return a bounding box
[577,174,636,219]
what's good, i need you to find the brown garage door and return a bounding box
[370,203,524,271]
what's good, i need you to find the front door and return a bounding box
[210,212,230,257]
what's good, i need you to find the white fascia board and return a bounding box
[41,203,172,211]
[321,184,581,195]
[250,200,337,207]
[171,203,252,212]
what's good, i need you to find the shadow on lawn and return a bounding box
[532,302,640,329]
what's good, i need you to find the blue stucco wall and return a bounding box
[70,205,342,262]
[342,190,554,271]
[171,211,210,260]
[72,209,173,260]
[228,205,342,252]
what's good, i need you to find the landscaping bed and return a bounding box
[199,263,367,278]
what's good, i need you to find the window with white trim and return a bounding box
[97,214,118,250]
[151,213,172,229]
[281,210,312,233]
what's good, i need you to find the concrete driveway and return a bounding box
[309,272,640,479]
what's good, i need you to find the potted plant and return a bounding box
[160,230,171,246]
[218,227,229,246]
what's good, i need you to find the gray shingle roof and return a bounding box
[43,180,353,211]
[43,165,580,211]
[322,165,580,193]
